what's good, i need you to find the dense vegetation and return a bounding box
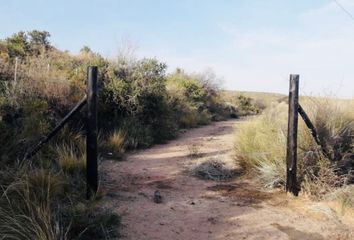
[222,90,286,116]
[234,97,354,210]
[0,30,235,239]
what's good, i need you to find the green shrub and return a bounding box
[100,58,179,147]
[234,95,262,116]
[166,69,227,128]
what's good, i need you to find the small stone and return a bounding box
[154,190,162,203]
[106,192,118,198]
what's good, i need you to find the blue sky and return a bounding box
[1,0,354,97]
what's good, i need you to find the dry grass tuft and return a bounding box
[325,185,354,215]
[301,159,349,199]
[192,158,238,181]
[104,130,126,159]
[0,169,68,240]
[0,165,120,239]
[188,143,202,158]
[56,143,86,174]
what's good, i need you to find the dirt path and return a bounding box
[102,119,353,240]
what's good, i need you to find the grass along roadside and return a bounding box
[233,96,354,215]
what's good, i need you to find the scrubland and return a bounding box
[0,31,235,239]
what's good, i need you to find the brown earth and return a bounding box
[101,119,353,240]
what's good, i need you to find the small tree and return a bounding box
[28,30,51,54]
[80,46,92,54]
[28,30,50,46]
[5,31,30,58]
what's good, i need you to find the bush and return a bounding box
[234,95,262,116]
[100,58,178,147]
[166,69,228,128]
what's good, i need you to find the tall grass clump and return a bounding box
[0,165,121,239]
[103,129,126,159]
[235,102,288,187]
[0,169,69,240]
[234,97,354,197]
[55,143,86,174]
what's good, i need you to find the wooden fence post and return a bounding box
[87,66,98,199]
[286,74,300,196]
[14,57,18,83]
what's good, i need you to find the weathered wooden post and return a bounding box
[286,74,300,196]
[87,66,98,199]
[14,57,18,83]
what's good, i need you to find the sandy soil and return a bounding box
[102,119,353,240]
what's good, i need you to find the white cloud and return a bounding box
[137,1,354,98]
[216,1,354,97]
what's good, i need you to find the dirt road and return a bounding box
[102,119,352,240]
